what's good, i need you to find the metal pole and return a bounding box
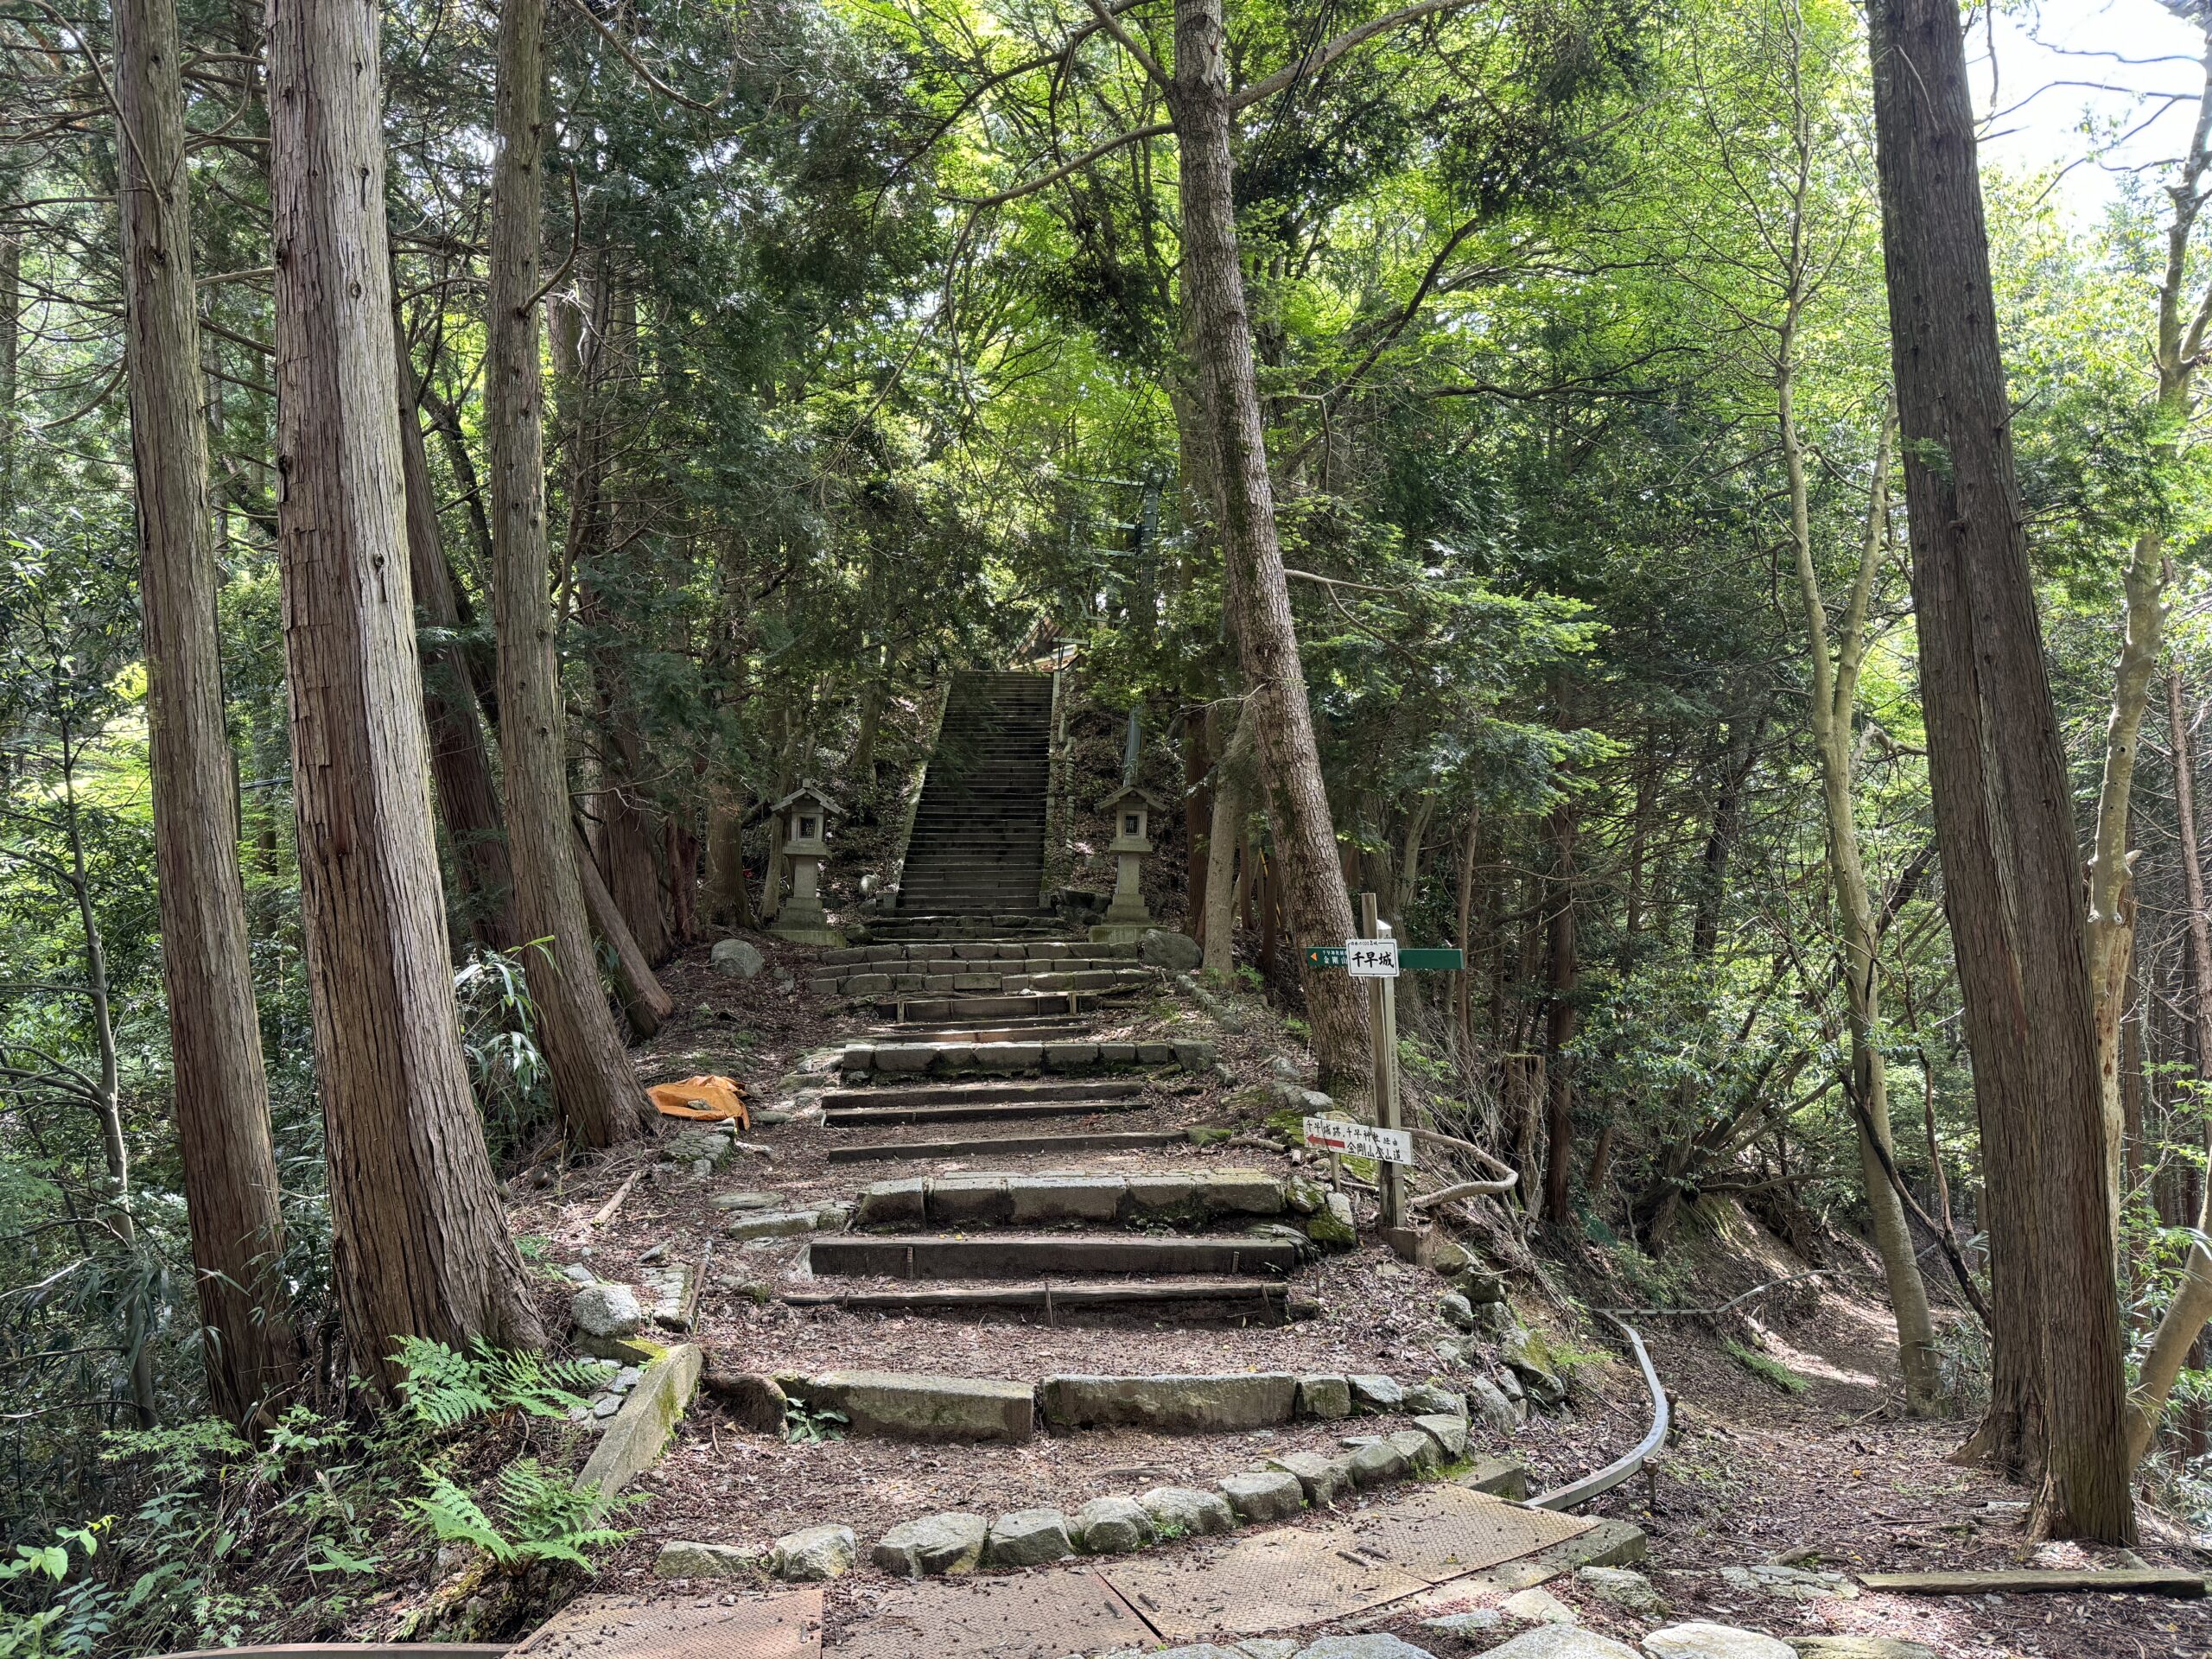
[1361,892,1404,1230]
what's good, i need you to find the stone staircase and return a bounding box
[893,671,1053,918]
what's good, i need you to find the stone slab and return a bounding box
[798,1370,1034,1443]
[574,1344,702,1520]
[1040,1371,1300,1431]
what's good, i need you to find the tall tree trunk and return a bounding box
[1171,0,1364,1090]
[2125,672,2212,1464]
[486,0,647,1147]
[1541,799,1577,1223]
[115,0,301,1427]
[268,0,543,1376]
[395,315,519,951]
[0,230,16,509]
[1203,700,1250,975]
[573,820,674,1036]
[1781,371,1939,1411]
[1452,811,1479,1065]
[1869,0,2133,1542]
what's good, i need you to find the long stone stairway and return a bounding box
[891,671,1053,922]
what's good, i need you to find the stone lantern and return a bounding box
[1091,782,1160,941]
[769,784,843,945]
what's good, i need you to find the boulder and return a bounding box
[1406,1382,1466,1415]
[1787,1643,1938,1659]
[1438,1292,1479,1332]
[711,938,765,976]
[702,1370,787,1433]
[1041,1372,1297,1432]
[1479,1631,1642,1659]
[664,1124,734,1165]
[1218,1470,1305,1522]
[1140,929,1204,970]
[985,1508,1075,1567]
[1502,1586,1578,1624]
[1284,1175,1326,1216]
[1414,1412,1470,1458]
[770,1524,855,1581]
[1306,1192,1358,1249]
[1577,1566,1664,1617]
[1292,1638,1433,1659]
[1348,1374,1406,1413]
[571,1281,643,1339]
[1465,1374,1521,1433]
[1501,1324,1567,1408]
[1135,1485,1236,1538]
[654,1540,756,1579]
[1642,1626,1796,1659]
[1717,1564,1856,1602]
[1266,1451,1351,1506]
[1420,1609,1504,1645]
[872,1511,988,1578]
[798,1370,1033,1443]
[1346,1438,1407,1487]
[1074,1494,1153,1554]
[1295,1374,1351,1420]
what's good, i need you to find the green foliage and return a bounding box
[0,1527,109,1658]
[391,1337,609,1430]
[407,1462,638,1573]
[781,1399,849,1446]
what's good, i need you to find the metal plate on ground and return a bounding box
[830,1567,1152,1659]
[1333,1484,1596,1585]
[512,1589,823,1659]
[1097,1523,1431,1639]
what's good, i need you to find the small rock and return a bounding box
[1347,1374,1405,1413]
[590,1392,622,1419]
[1478,1630,1642,1659]
[570,1281,643,1338]
[1296,1374,1351,1420]
[1140,929,1203,970]
[1414,1412,1469,1458]
[770,1523,855,1581]
[664,1124,735,1165]
[725,1210,818,1241]
[1500,1323,1567,1408]
[1284,1175,1326,1216]
[1577,1565,1664,1616]
[1074,1494,1153,1554]
[1406,1382,1466,1415]
[1218,1470,1304,1522]
[1386,1428,1440,1471]
[872,1511,988,1578]
[1136,1485,1236,1537]
[1346,1438,1407,1487]
[562,1262,596,1286]
[985,1508,1074,1567]
[1642,1625,1796,1659]
[713,1191,780,1211]
[1717,1564,1856,1602]
[1438,1292,1478,1332]
[1420,1609,1504,1644]
[1786,1642,1937,1659]
[711,938,765,977]
[653,1540,756,1579]
[1501,1586,1578,1624]
[639,1241,670,1264]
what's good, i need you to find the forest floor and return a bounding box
[497,935,2212,1659]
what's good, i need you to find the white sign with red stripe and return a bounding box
[1301,1116,1415,1166]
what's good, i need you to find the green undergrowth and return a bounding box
[0,1340,635,1658]
[1725,1339,1810,1395]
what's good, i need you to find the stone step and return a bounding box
[822,1078,1139,1109]
[853,1167,1301,1229]
[823,941,1135,965]
[824,1129,1192,1165]
[872,994,1088,1021]
[838,1037,1217,1078]
[821,1096,1151,1129]
[781,1370,1036,1443]
[806,1233,1305,1280]
[863,1024,1095,1045]
[779,1278,1315,1323]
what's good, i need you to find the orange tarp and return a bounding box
[648,1074,749,1129]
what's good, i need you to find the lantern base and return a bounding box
[1088,922,1154,944]
[770,897,844,947]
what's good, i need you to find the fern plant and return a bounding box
[392,1337,610,1429]
[409,1462,639,1571]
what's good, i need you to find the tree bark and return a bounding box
[1171,0,1365,1090]
[395,315,519,951]
[1869,0,2133,1541]
[1541,798,1577,1223]
[574,820,674,1036]
[115,0,302,1427]
[2124,672,2212,1464]
[1203,700,1251,974]
[268,0,543,1376]
[486,0,648,1147]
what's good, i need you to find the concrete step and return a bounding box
[853,1168,1301,1229]
[838,1036,1216,1078]
[821,1095,1150,1129]
[806,1233,1305,1280]
[824,1129,1192,1164]
[863,1024,1096,1045]
[822,1078,1140,1109]
[778,1278,1316,1323]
